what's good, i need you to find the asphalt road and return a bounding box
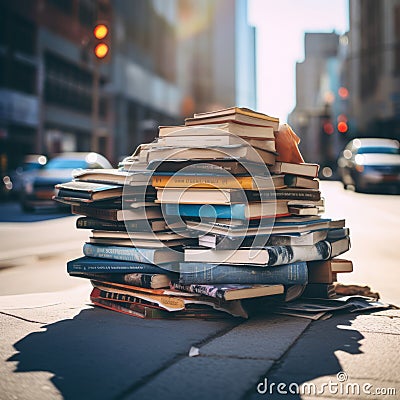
[0,181,399,304]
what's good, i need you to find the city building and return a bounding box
[0,0,256,174]
[288,32,341,170]
[346,0,400,140]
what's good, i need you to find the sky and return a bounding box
[248,0,349,122]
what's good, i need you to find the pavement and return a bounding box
[1,282,400,400]
[1,207,400,399]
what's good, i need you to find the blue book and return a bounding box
[67,256,176,274]
[164,202,285,220]
[83,243,183,265]
[178,262,308,285]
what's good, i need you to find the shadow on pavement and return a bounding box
[250,313,363,399]
[7,307,364,400]
[0,202,70,222]
[7,306,237,400]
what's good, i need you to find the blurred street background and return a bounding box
[0,0,399,300]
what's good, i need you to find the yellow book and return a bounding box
[151,174,283,190]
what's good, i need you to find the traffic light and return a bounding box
[93,22,110,60]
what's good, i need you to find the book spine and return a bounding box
[76,217,126,231]
[179,262,308,285]
[67,257,166,274]
[152,175,254,189]
[83,243,157,263]
[165,203,245,220]
[72,205,116,220]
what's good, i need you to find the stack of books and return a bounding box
[58,106,354,319]
[151,108,351,303]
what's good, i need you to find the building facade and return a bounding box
[0,0,256,173]
[346,0,400,140]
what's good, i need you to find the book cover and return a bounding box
[164,202,289,220]
[67,256,176,274]
[184,240,331,266]
[76,217,166,232]
[72,271,174,289]
[270,162,319,178]
[178,262,308,285]
[83,243,183,264]
[172,282,284,301]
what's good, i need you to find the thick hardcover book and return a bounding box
[178,262,308,285]
[83,243,183,264]
[172,282,284,301]
[164,202,289,220]
[76,217,167,232]
[67,256,175,274]
[184,240,332,267]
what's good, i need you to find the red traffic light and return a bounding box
[337,121,348,133]
[94,43,109,59]
[93,23,110,60]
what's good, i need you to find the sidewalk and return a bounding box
[1,287,399,400]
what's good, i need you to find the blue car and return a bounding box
[337,138,400,193]
[20,152,112,211]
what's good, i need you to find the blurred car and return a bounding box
[6,154,48,199]
[337,138,400,193]
[20,152,112,211]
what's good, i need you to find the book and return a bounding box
[72,169,152,186]
[284,175,320,189]
[198,229,328,249]
[88,237,191,248]
[90,294,231,319]
[172,283,284,301]
[149,159,268,175]
[67,256,176,274]
[76,217,167,232]
[91,230,187,241]
[185,107,280,131]
[307,260,340,284]
[159,133,276,153]
[73,272,173,289]
[288,206,321,216]
[152,173,283,191]
[270,162,319,178]
[329,258,353,273]
[178,261,308,285]
[164,201,290,220]
[71,204,162,221]
[156,185,312,205]
[329,236,351,257]
[147,145,276,166]
[159,121,275,139]
[184,240,332,266]
[83,243,183,264]
[327,228,350,240]
[54,181,123,202]
[185,217,331,237]
[91,280,248,318]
